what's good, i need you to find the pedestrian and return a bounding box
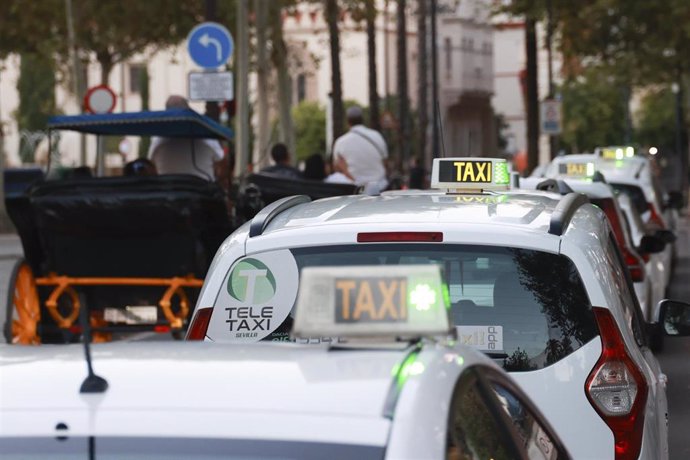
[303,153,327,181]
[147,95,225,180]
[260,143,302,180]
[332,106,388,194]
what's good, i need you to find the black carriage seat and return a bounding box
[22,175,232,278]
[237,173,359,219]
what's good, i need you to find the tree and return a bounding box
[416,0,428,166]
[270,1,296,163]
[325,0,345,142]
[255,0,271,167]
[365,0,381,131]
[138,66,151,157]
[396,0,410,169]
[559,67,628,153]
[292,101,327,161]
[636,87,678,153]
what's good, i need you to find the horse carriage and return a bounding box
[4,109,358,344]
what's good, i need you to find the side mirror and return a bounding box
[639,235,666,254]
[665,191,684,210]
[655,229,677,244]
[659,300,690,336]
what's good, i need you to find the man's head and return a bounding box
[271,143,290,164]
[165,95,190,110]
[346,106,364,127]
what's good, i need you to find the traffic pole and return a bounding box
[235,0,250,177]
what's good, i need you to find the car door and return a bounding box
[446,366,570,460]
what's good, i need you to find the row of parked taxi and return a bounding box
[3,146,689,459]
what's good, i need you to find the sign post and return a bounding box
[186,22,235,107]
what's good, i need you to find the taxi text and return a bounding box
[335,277,408,323]
[438,160,493,183]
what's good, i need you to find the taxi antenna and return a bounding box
[78,303,108,394]
[436,102,447,158]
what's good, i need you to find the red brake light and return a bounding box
[623,249,645,282]
[647,203,666,230]
[186,308,213,340]
[586,307,648,460]
[357,232,443,243]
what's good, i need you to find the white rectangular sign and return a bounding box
[540,99,562,135]
[456,325,504,351]
[188,71,234,101]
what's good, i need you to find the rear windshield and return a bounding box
[291,244,597,371]
[0,437,384,460]
[610,183,648,215]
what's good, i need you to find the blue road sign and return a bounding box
[187,22,234,69]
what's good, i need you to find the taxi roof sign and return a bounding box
[556,160,596,179]
[292,265,451,340]
[431,158,510,191]
[596,146,636,160]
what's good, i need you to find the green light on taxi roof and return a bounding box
[410,283,436,311]
[493,162,510,185]
[456,356,464,366]
[586,162,595,177]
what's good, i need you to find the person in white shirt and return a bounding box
[147,95,225,180]
[332,106,388,194]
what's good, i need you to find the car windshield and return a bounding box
[0,437,384,460]
[291,244,597,372]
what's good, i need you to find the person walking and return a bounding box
[332,106,388,194]
[147,95,224,180]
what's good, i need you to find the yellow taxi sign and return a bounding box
[431,158,510,191]
[557,161,595,178]
[596,146,636,160]
[292,265,450,339]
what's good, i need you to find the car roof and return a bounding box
[596,157,650,184]
[262,191,565,237]
[0,341,488,441]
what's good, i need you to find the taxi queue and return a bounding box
[2,147,690,460]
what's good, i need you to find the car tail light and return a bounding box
[186,308,213,340]
[647,203,666,230]
[357,232,443,243]
[586,307,648,460]
[623,249,645,282]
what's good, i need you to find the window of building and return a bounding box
[128,64,146,94]
[297,73,307,103]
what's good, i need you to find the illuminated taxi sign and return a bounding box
[292,265,450,339]
[597,146,636,160]
[557,161,595,178]
[431,158,510,191]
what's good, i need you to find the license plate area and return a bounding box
[104,306,158,325]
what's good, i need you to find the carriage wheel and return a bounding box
[4,259,41,345]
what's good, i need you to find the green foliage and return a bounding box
[560,67,628,152]
[635,87,677,151]
[292,101,326,161]
[16,54,56,132]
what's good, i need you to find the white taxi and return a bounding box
[188,158,669,459]
[595,147,677,283]
[534,154,671,350]
[0,266,570,460]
